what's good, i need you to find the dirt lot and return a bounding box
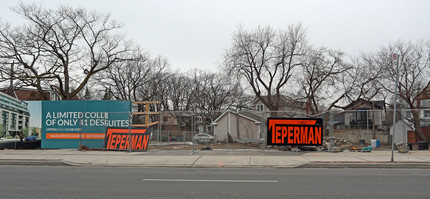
[149,142,262,150]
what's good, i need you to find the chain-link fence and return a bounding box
[75,108,430,152]
[328,109,430,150]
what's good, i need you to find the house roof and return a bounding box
[0,88,79,101]
[239,111,262,122]
[252,95,306,109]
[1,89,50,101]
[418,86,430,100]
[212,110,262,124]
[253,95,289,106]
[393,118,415,130]
[343,99,385,110]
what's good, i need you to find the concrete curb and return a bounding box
[0,159,75,167]
[2,149,430,169]
[297,162,430,169]
[3,159,430,169]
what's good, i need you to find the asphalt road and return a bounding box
[1,166,430,199]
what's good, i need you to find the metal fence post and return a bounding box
[367,110,369,144]
[78,117,82,150]
[227,111,230,152]
[329,111,334,153]
[158,111,161,143]
[192,112,196,154]
[260,111,265,156]
[157,127,160,142]
[128,112,132,152]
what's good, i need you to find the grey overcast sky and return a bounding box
[1,0,429,72]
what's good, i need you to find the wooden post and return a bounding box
[145,103,150,125]
[132,101,160,127]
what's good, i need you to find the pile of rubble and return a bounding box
[276,137,374,152]
[323,137,352,152]
[395,142,410,153]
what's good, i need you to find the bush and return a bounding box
[31,127,38,136]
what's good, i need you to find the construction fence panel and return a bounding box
[78,111,132,150]
[75,109,430,152]
[144,111,210,152]
[329,109,389,149]
[326,109,430,150]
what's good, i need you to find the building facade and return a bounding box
[0,91,30,136]
[252,96,307,115]
[212,110,262,142]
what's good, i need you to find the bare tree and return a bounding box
[295,46,385,115]
[192,70,236,115]
[81,87,92,100]
[137,56,171,102]
[160,73,190,111]
[148,70,173,110]
[369,41,430,140]
[224,25,307,112]
[102,87,113,100]
[152,69,240,114]
[343,56,386,104]
[95,49,151,101]
[296,48,351,114]
[0,3,131,100]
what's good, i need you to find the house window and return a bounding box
[10,113,17,130]
[424,110,430,118]
[404,110,412,119]
[256,104,264,112]
[25,117,29,128]
[2,111,8,130]
[354,110,368,122]
[420,99,430,108]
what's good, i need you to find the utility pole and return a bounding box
[391,53,400,162]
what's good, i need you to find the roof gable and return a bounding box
[252,95,306,110]
[213,110,262,124]
[344,99,385,110]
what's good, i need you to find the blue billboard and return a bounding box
[41,100,131,149]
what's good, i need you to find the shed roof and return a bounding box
[213,110,262,124]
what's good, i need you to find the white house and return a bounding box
[212,110,262,142]
[390,119,413,144]
[252,95,306,114]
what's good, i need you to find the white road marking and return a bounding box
[143,179,278,183]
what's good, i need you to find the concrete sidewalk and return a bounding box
[1,149,430,168]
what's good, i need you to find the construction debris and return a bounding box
[348,146,373,152]
[78,145,89,151]
[323,137,352,151]
[396,142,410,153]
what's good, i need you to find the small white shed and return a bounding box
[390,119,413,143]
[212,111,262,142]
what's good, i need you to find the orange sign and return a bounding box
[104,128,150,151]
[267,118,323,146]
